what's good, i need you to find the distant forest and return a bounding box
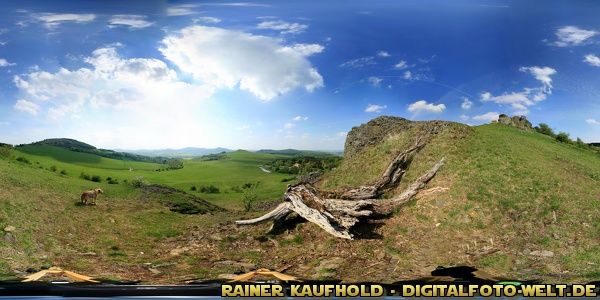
[263,155,343,175]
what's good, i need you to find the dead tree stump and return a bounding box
[236,138,445,240]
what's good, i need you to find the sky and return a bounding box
[1,0,599,151]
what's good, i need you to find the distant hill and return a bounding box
[20,138,169,164]
[256,149,343,157]
[116,147,233,158]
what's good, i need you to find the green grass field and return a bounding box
[319,122,600,280]
[2,122,600,283]
[14,146,293,209]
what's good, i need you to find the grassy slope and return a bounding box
[2,124,599,283]
[319,122,600,281]
[15,147,292,209]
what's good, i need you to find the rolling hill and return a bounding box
[1,118,599,284]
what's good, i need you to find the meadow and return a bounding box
[13,146,295,209]
[2,122,600,284]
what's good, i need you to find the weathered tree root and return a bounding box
[236,139,445,240]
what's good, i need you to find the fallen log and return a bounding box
[236,138,445,240]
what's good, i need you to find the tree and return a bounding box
[535,123,555,137]
[236,137,445,240]
[555,132,571,144]
[242,182,260,212]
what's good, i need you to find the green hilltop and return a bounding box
[0,120,599,284]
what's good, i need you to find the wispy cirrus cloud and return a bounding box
[194,17,221,24]
[167,4,199,16]
[340,56,375,69]
[108,15,154,30]
[365,104,387,113]
[407,100,445,113]
[548,26,598,47]
[34,13,96,29]
[257,19,308,35]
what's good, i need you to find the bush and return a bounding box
[80,172,91,180]
[16,156,31,164]
[0,145,12,158]
[535,123,555,137]
[556,132,572,144]
[131,176,149,187]
[242,182,260,212]
[60,170,68,175]
[199,185,220,194]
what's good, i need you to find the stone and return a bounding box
[344,116,462,160]
[529,250,554,257]
[497,114,532,130]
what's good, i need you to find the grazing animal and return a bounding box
[81,189,103,205]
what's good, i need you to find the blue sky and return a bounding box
[1,0,599,150]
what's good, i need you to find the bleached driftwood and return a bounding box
[236,138,445,240]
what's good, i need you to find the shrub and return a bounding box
[242,182,260,212]
[80,172,91,180]
[49,165,58,172]
[199,185,220,194]
[556,132,572,144]
[131,176,149,187]
[60,170,68,175]
[0,145,12,158]
[535,123,555,137]
[16,156,31,164]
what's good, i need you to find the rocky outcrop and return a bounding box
[497,114,532,130]
[343,116,462,160]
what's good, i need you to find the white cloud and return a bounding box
[587,118,600,125]
[160,25,324,101]
[377,51,390,57]
[14,99,40,115]
[337,132,347,137]
[403,71,412,80]
[108,15,154,30]
[368,76,382,86]
[284,122,295,129]
[35,13,95,29]
[519,66,556,93]
[459,114,469,121]
[257,20,308,35]
[472,112,500,121]
[407,100,445,113]
[13,46,213,119]
[293,116,308,121]
[461,97,472,109]
[195,17,221,24]
[0,58,15,67]
[340,56,375,69]
[480,66,556,115]
[584,54,600,67]
[551,26,598,47]
[394,60,410,69]
[167,4,199,16]
[365,104,387,113]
